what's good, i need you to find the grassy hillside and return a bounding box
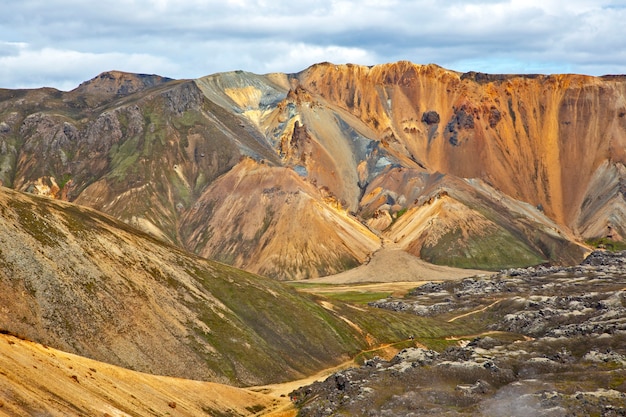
[0,186,469,386]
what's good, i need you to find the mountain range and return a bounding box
[2,61,626,415]
[2,62,625,279]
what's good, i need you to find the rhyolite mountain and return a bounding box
[2,62,625,279]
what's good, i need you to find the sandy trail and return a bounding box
[249,339,418,399]
[447,299,503,322]
[250,360,356,399]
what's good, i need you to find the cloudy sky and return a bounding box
[1,0,625,90]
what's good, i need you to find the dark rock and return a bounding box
[409,282,444,295]
[441,346,473,362]
[335,374,349,391]
[468,336,503,349]
[488,107,501,128]
[582,250,626,267]
[446,107,475,130]
[421,111,440,125]
[444,107,475,146]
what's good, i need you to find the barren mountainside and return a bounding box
[1,61,625,278]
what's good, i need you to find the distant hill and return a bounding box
[2,62,625,278]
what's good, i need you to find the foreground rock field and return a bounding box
[292,251,626,416]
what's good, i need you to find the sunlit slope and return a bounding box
[383,175,587,269]
[296,62,626,237]
[180,158,380,280]
[0,333,280,417]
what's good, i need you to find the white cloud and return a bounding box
[0,45,179,90]
[1,0,626,89]
[261,43,378,73]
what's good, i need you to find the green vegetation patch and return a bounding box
[286,282,337,290]
[328,299,479,351]
[107,138,140,181]
[177,258,477,385]
[7,198,65,247]
[172,109,204,129]
[182,263,368,384]
[420,226,545,270]
[586,237,626,252]
[321,291,392,305]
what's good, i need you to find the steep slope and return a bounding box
[1,71,281,241]
[1,70,388,279]
[181,157,380,280]
[295,62,626,236]
[183,63,626,271]
[69,77,282,245]
[575,160,626,240]
[383,175,587,269]
[0,186,380,385]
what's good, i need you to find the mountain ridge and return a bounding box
[1,61,624,278]
[2,61,625,416]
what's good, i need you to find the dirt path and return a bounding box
[250,339,417,399]
[447,299,503,322]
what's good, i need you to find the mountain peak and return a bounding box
[71,70,173,97]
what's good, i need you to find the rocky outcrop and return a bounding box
[371,251,626,337]
[293,340,626,416]
[68,71,174,107]
[444,105,475,146]
[421,110,440,125]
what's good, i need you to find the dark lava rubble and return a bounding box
[291,251,626,416]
